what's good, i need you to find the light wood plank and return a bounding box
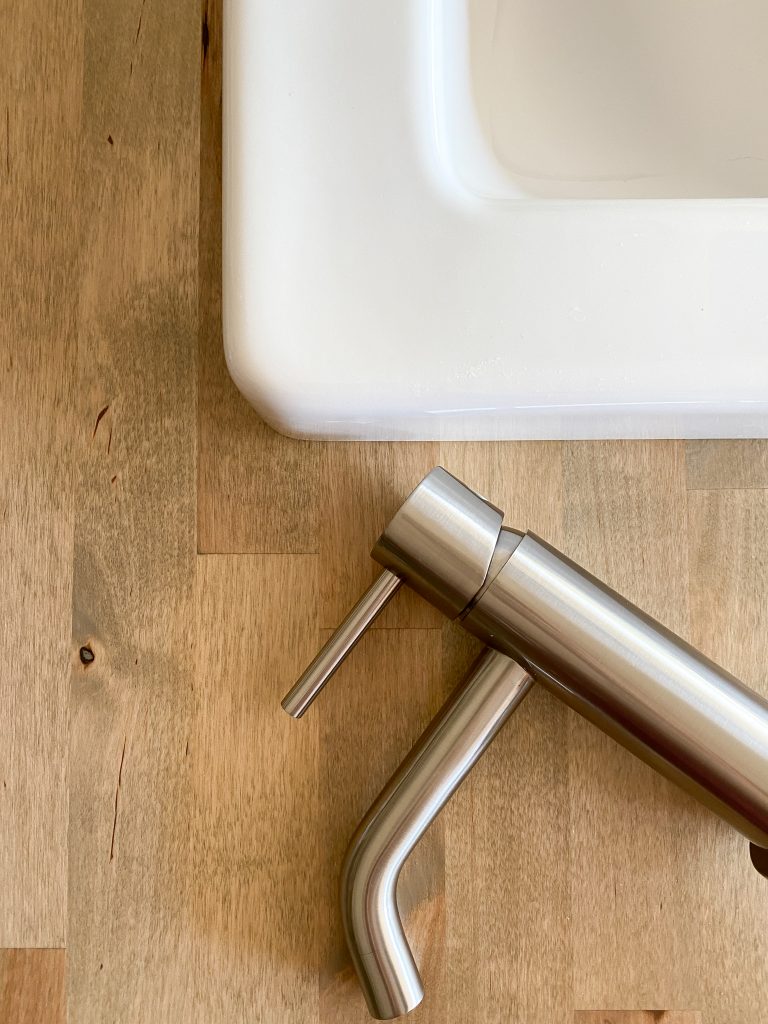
[189,555,320,1023]
[0,0,81,946]
[317,628,445,1022]
[197,0,318,555]
[564,442,711,1011]
[68,0,200,1019]
[318,444,440,629]
[0,950,66,1024]
[686,488,768,1023]
[575,1013,702,1024]
[686,440,768,490]
[439,442,573,1023]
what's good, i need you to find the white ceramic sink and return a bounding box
[223,0,768,439]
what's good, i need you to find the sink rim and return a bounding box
[222,0,768,440]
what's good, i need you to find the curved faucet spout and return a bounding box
[340,649,533,1019]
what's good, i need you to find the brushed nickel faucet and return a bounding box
[281,467,768,1020]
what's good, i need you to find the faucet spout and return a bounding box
[340,649,533,1019]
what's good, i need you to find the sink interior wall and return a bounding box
[441,0,768,199]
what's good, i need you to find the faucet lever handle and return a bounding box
[281,569,403,718]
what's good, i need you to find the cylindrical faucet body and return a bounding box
[463,531,768,848]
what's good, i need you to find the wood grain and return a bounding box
[575,1014,702,1024]
[68,0,199,1020]
[0,950,66,1024]
[0,0,80,947]
[190,555,320,1023]
[686,439,768,490]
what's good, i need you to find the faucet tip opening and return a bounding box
[357,952,424,1020]
[750,842,768,879]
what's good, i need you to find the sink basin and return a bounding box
[444,0,768,200]
[223,0,768,439]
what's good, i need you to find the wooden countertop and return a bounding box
[1,1,766,1021]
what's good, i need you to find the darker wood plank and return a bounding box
[69,0,200,1018]
[0,950,66,1024]
[0,0,81,946]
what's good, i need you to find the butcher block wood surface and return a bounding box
[1,1,766,1021]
